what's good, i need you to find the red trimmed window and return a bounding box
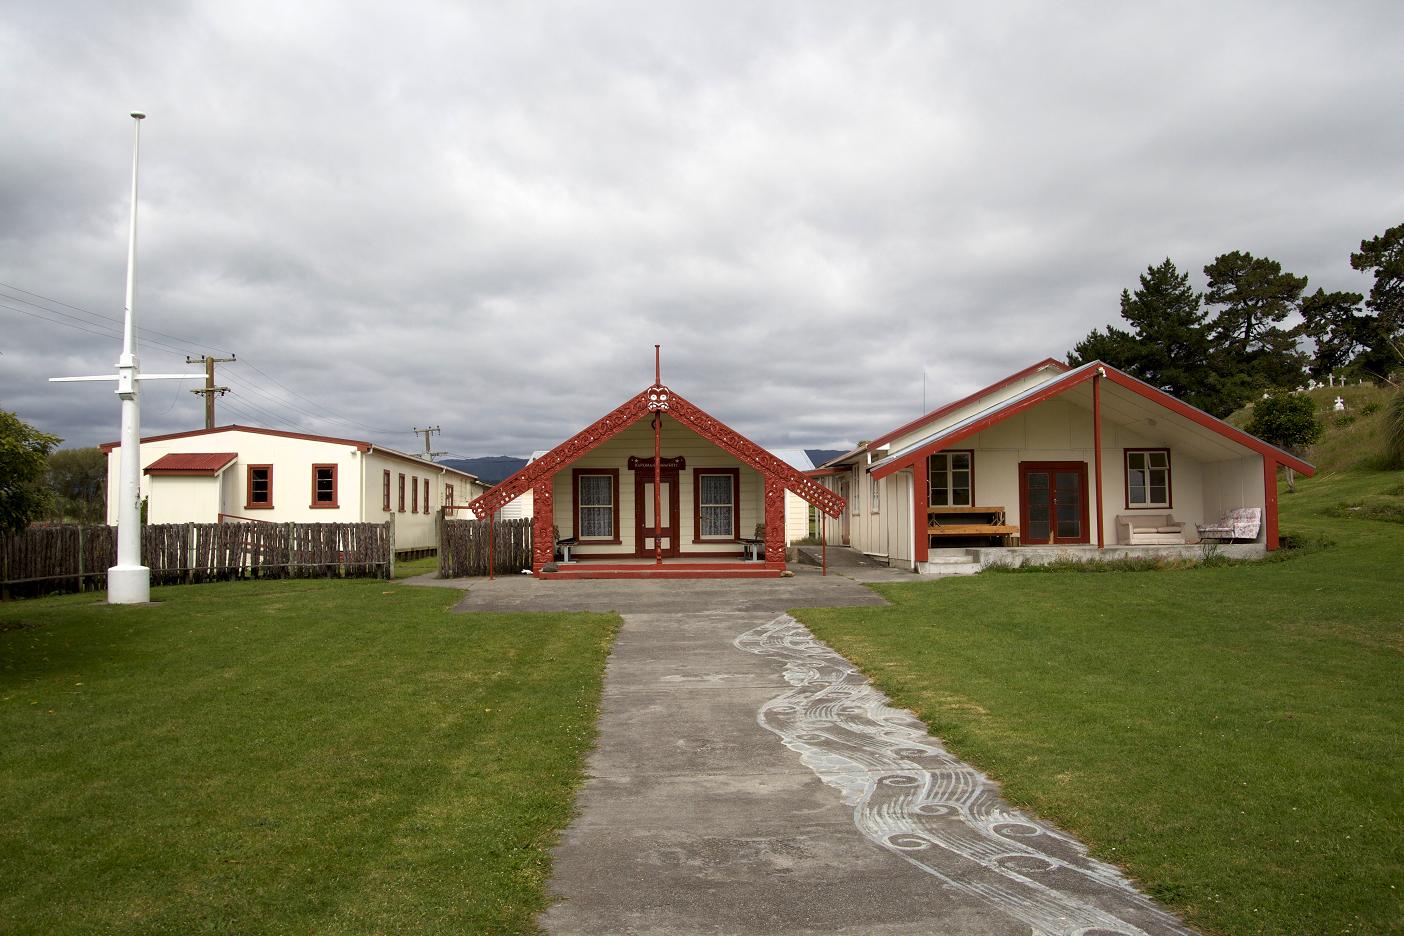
[446,483,454,506]
[412,476,419,513]
[1125,449,1171,508]
[871,474,881,514]
[382,469,391,512]
[422,477,430,513]
[574,469,619,542]
[694,468,739,541]
[246,465,273,509]
[398,473,406,512]
[311,464,338,508]
[929,451,974,506]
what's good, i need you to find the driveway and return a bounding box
[435,570,1197,935]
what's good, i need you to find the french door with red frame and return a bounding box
[635,470,680,558]
[1019,461,1090,545]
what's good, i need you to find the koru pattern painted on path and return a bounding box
[734,615,1197,936]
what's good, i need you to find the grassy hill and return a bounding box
[1227,382,1397,473]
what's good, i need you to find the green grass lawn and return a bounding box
[794,467,1404,936]
[0,579,619,935]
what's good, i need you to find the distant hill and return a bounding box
[441,456,527,484]
[805,449,847,468]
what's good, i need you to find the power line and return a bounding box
[0,280,235,356]
[1,292,211,361]
[7,278,399,438]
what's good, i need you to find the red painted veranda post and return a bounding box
[654,345,662,566]
[1093,369,1105,549]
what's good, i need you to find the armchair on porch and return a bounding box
[739,523,766,561]
[1196,507,1261,543]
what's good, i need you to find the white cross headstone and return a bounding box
[1333,396,1346,412]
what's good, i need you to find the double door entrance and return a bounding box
[1018,461,1090,545]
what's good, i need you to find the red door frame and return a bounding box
[634,469,680,557]
[1018,461,1090,545]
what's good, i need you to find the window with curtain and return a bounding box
[1126,449,1171,507]
[698,473,735,537]
[578,474,614,538]
[929,451,973,506]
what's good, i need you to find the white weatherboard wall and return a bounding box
[146,474,226,525]
[105,429,484,551]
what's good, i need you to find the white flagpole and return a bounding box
[109,111,150,603]
[49,112,202,603]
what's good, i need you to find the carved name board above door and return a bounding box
[627,456,686,471]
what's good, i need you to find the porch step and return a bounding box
[920,550,983,576]
[540,566,783,580]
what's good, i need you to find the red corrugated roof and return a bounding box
[144,452,239,476]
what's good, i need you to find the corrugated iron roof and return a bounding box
[144,452,239,475]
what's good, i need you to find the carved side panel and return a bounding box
[532,478,554,574]
[764,476,787,569]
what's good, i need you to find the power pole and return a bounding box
[186,354,236,429]
[413,425,445,461]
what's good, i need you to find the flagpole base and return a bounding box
[107,565,151,604]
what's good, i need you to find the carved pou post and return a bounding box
[764,476,787,570]
[532,477,554,575]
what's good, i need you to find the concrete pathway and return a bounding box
[438,570,1197,934]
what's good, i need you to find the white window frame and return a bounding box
[1126,449,1171,509]
[929,451,974,507]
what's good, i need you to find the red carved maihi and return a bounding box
[532,478,554,573]
[665,393,846,518]
[763,476,787,569]
[465,389,653,519]
[464,385,848,533]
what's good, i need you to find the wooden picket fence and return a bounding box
[1,521,392,598]
[439,517,533,578]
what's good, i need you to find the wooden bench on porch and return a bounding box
[928,505,1019,545]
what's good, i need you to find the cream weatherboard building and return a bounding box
[101,426,485,551]
[814,358,1313,571]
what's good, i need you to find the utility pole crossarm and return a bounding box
[412,425,445,461]
[186,354,237,429]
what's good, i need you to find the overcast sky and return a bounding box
[4,2,1403,458]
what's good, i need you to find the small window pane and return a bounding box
[580,507,612,537]
[700,505,732,536]
[1149,452,1168,468]
[700,475,732,504]
[314,467,335,503]
[579,476,612,506]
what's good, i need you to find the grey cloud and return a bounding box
[4,2,1404,459]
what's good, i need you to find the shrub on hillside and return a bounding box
[1386,391,1404,469]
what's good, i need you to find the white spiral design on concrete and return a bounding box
[735,615,1198,936]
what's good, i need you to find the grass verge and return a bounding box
[0,579,619,935]
[793,468,1404,936]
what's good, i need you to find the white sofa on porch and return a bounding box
[1116,514,1187,545]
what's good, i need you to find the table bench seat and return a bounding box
[928,523,1020,537]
